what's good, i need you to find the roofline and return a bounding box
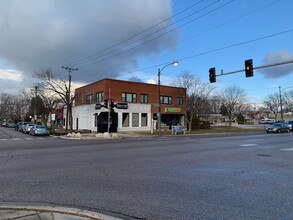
[75,78,186,91]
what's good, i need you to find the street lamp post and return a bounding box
[158,61,178,136]
[279,85,293,121]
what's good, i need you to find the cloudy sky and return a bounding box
[1,0,293,103]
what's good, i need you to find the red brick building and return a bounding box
[72,78,186,132]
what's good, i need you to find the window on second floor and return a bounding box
[87,94,93,104]
[140,94,148,103]
[122,92,137,103]
[160,96,172,104]
[176,97,183,105]
[96,92,104,102]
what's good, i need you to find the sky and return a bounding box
[0,0,293,104]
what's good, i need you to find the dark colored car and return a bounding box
[266,123,290,133]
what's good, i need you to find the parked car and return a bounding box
[18,122,30,132]
[15,122,23,131]
[7,122,16,128]
[259,118,275,124]
[29,125,49,136]
[22,123,34,134]
[285,120,293,131]
[266,123,290,133]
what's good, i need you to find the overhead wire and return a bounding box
[65,0,206,67]
[119,28,293,77]
[83,0,283,78]
[78,0,234,69]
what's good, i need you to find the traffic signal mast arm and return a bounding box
[215,59,293,77]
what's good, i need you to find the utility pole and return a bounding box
[62,66,78,130]
[278,86,284,121]
[34,86,38,123]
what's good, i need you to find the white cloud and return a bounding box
[0,69,23,81]
[147,79,156,84]
[260,50,293,78]
[0,0,179,87]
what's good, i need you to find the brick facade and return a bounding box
[73,78,186,132]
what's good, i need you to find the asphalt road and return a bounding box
[0,127,293,219]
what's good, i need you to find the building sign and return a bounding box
[115,102,128,109]
[165,108,181,113]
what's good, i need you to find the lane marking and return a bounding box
[239,144,258,147]
[280,148,293,151]
[0,139,8,141]
[12,138,21,140]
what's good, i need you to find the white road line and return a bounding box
[12,138,21,140]
[0,139,8,141]
[246,139,264,142]
[280,148,293,151]
[239,144,258,147]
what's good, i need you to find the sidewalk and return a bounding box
[0,205,121,220]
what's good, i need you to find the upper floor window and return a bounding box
[122,92,137,103]
[96,92,104,103]
[87,94,93,104]
[160,96,172,104]
[140,94,148,103]
[176,97,183,105]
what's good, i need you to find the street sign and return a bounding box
[153,104,160,107]
[95,103,102,110]
[115,102,128,109]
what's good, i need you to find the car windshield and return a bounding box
[272,123,282,127]
[36,125,45,129]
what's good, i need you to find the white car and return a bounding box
[259,118,275,124]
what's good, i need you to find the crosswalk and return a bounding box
[0,137,51,141]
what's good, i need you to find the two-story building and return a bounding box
[71,78,186,132]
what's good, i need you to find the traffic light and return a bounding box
[245,59,253,77]
[103,99,108,108]
[110,99,115,112]
[209,67,216,83]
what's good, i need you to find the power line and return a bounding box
[81,0,282,79]
[65,0,206,67]
[78,0,234,69]
[120,28,293,76]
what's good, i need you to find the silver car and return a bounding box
[285,120,293,131]
[22,123,34,134]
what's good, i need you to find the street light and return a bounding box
[279,85,293,121]
[158,61,179,136]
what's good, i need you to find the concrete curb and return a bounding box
[0,205,122,220]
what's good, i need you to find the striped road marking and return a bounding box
[280,148,293,151]
[239,144,258,147]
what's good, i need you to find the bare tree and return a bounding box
[263,92,280,120]
[34,68,72,129]
[171,70,214,131]
[221,85,246,129]
[209,94,223,114]
[283,90,293,113]
[0,93,27,122]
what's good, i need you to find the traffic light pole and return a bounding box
[108,88,111,133]
[216,59,293,77]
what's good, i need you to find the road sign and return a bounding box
[153,104,160,107]
[115,102,128,109]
